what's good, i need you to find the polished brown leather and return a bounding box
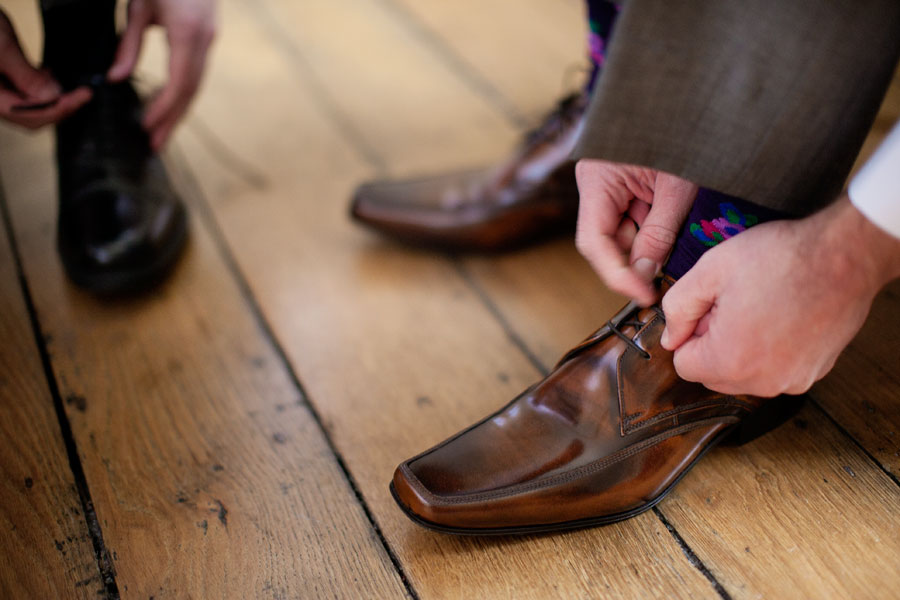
[391,279,790,534]
[350,94,585,251]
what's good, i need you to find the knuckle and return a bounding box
[574,230,593,255]
[574,159,593,181]
[636,223,677,254]
[660,292,678,317]
[672,352,696,381]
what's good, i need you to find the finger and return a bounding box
[575,160,657,305]
[629,172,697,276]
[614,216,638,252]
[660,259,721,350]
[108,0,152,81]
[143,31,210,137]
[577,208,658,305]
[148,112,178,150]
[671,335,718,385]
[671,330,744,392]
[627,198,651,227]
[2,47,61,103]
[1,86,91,128]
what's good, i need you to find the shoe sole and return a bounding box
[390,395,805,536]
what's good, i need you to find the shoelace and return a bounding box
[522,93,583,147]
[607,306,665,360]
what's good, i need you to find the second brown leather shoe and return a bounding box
[350,93,585,251]
[391,281,803,534]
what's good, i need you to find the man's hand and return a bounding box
[0,10,91,129]
[575,159,698,306]
[108,0,216,150]
[661,196,900,397]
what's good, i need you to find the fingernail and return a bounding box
[660,328,670,348]
[632,257,660,282]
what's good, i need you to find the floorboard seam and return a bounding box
[806,396,900,490]
[452,259,550,377]
[372,0,530,130]
[242,0,390,175]
[454,259,734,599]
[653,508,731,600]
[0,184,120,600]
[166,147,420,600]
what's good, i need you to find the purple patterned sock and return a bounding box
[663,189,788,280]
[585,1,620,92]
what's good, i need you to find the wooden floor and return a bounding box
[1,1,899,598]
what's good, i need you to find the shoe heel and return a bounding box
[723,395,806,447]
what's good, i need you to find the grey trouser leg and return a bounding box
[575,0,900,215]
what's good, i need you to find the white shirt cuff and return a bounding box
[849,121,900,239]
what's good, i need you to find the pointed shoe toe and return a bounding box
[391,282,797,535]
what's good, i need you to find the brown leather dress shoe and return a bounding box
[350,93,586,251]
[391,281,803,534]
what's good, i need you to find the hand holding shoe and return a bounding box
[0,9,91,129]
[108,0,217,150]
[575,159,698,307]
[661,196,900,397]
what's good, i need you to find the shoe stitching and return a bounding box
[402,416,737,505]
[616,313,660,436]
[615,314,758,435]
[621,398,754,434]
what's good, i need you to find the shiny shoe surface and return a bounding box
[351,93,586,251]
[56,82,187,294]
[391,280,801,534]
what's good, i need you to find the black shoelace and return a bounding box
[522,93,583,147]
[608,306,665,360]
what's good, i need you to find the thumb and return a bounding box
[659,258,720,351]
[2,45,60,103]
[671,332,717,385]
[108,0,152,81]
[629,172,697,281]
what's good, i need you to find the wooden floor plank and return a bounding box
[811,279,900,477]
[362,4,900,597]
[0,184,102,598]
[242,0,524,176]
[810,68,900,478]
[457,66,900,600]
[0,5,409,596]
[383,0,586,123]
[663,402,900,600]
[0,121,408,598]
[462,238,900,600]
[1,125,412,598]
[150,1,720,597]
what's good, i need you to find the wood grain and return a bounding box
[0,118,411,597]
[664,403,900,600]
[0,120,408,598]
[154,0,720,597]
[0,184,102,598]
[383,0,586,123]
[2,0,896,598]
[0,3,409,594]
[456,48,900,600]
[811,67,900,477]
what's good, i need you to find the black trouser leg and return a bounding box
[40,0,118,90]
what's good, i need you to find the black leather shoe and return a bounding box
[55,81,187,294]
